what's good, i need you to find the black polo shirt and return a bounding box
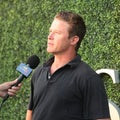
[28,55,110,120]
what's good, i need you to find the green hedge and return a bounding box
[0,0,119,119]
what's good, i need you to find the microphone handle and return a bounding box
[3,74,26,103]
[13,74,26,86]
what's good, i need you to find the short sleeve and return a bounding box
[82,74,110,119]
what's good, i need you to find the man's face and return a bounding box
[47,18,72,55]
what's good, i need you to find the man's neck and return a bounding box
[50,53,76,74]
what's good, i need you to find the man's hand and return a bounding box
[0,79,22,98]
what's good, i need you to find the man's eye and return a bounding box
[55,31,61,34]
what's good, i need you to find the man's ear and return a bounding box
[70,36,79,45]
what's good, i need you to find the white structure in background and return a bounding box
[96,69,120,120]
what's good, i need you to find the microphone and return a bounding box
[2,55,40,103]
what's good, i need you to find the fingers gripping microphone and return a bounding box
[2,55,40,104]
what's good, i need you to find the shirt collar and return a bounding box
[68,54,81,68]
[43,54,81,68]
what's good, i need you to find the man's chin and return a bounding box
[47,50,54,54]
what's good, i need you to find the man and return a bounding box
[26,11,111,120]
[0,79,21,98]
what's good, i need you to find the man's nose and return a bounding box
[48,33,54,40]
